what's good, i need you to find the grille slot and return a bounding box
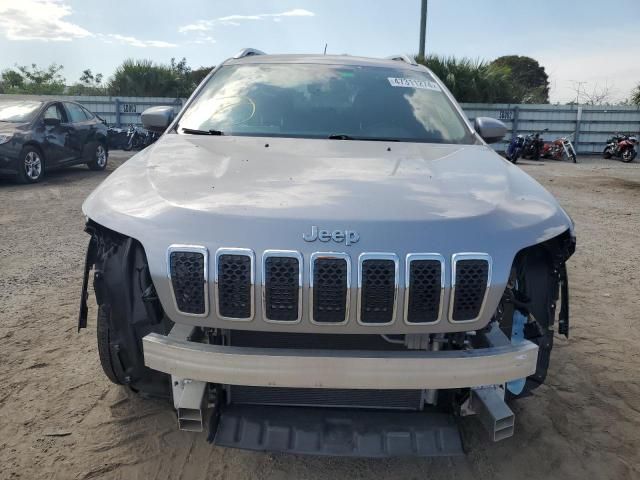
[311,254,350,324]
[263,252,301,322]
[168,247,208,315]
[451,255,490,322]
[216,249,254,320]
[230,386,422,410]
[405,255,444,324]
[358,254,398,324]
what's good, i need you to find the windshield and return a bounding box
[178,63,474,144]
[0,100,43,123]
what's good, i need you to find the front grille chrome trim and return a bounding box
[261,250,303,324]
[215,248,255,321]
[356,252,399,326]
[309,252,351,325]
[449,253,492,324]
[167,244,209,317]
[404,253,446,325]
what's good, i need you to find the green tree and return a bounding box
[631,84,640,105]
[491,55,550,103]
[107,58,204,97]
[0,69,25,92]
[68,68,106,95]
[14,63,66,94]
[415,55,517,103]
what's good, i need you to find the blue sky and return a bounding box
[1,0,638,103]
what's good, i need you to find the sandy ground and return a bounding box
[0,151,639,480]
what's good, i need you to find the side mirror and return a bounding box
[43,117,61,127]
[474,117,508,144]
[141,106,175,133]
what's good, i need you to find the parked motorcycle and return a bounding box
[521,128,548,160]
[505,134,525,163]
[123,125,160,151]
[541,134,577,163]
[603,133,638,163]
[107,126,129,150]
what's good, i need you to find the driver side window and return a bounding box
[43,103,65,122]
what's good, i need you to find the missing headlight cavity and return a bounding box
[78,220,172,398]
[492,229,575,392]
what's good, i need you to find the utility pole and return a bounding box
[419,0,428,59]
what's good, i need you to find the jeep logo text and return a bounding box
[302,226,360,246]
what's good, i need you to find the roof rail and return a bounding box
[233,48,267,59]
[386,54,417,66]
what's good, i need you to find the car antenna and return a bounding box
[323,43,327,55]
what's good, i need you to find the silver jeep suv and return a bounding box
[79,49,575,456]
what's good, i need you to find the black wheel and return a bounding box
[603,147,612,159]
[621,148,636,163]
[97,305,125,385]
[123,136,133,151]
[87,142,108,171]
[16,146,44,184]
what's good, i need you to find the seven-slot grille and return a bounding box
[216,249,254,320]
[311,254,350,323]
[263,252,301,322]
[168,247,207,315]
[451,255,491,322]
[358,255,398,324]
[405,255,444,323]
[168,246,492,324]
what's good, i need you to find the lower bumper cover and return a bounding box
[214,404,464,457]
[142,333,538,389]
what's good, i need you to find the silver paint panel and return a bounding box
[83,129,572,333]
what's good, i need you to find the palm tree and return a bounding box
[415,55,517,103]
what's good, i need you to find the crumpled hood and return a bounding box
[85,134,567,225]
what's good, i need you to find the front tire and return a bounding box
[16,146,45,184]
[87,142,108,171]
[621,148,636,163]
[97,305,125,385]
[603,147,613,159]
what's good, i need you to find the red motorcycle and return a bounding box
[603,134,638,163]
[541,134,577,163]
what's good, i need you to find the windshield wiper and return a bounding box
[328,133,399,142]
[180,127,224,136]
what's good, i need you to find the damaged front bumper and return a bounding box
[142,329,538,390]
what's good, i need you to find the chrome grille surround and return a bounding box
[215,248,255,321]
[261,250,303,324]
[403,253,445,325]
[449,253,492,323]
[309,252,351,325]
[166,244,209,317]
[356,253,400,326]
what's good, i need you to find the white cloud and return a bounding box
[0,0,92,41]
[179,8,315,33]
[104,34,177,48]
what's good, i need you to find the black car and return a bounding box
[0,97,109,183]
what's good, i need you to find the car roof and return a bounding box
[224,53,427,72]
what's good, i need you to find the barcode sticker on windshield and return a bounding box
[387,77,441,91]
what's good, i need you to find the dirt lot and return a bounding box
[0,151,639,480]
